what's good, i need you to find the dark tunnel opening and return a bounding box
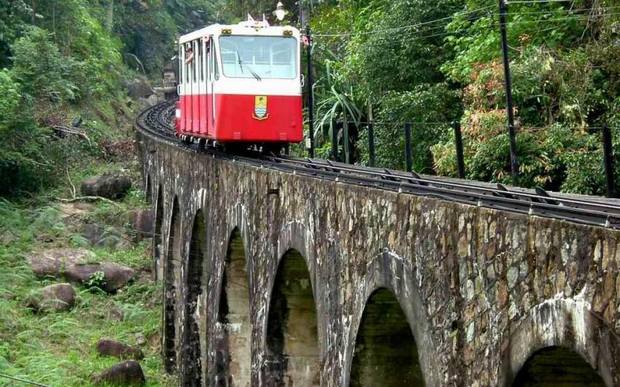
[350,288,424,387]
[266,249,320,386]
[214,228,252,387]
[182,210,206,386]
[164,198,181,373]
[512,346,605,387]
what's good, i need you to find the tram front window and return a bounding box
[219,35,297,79]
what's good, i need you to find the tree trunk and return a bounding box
[106,0,114,31]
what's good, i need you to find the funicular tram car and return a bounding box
[175,18,303,149]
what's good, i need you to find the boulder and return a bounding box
[28,248,92,278]
[66,262,135,292]
[80,173,132,200]
[96,339,144,360]
[129,209,154,241]
[106,305,125,322]
[81,223,124,249]
[58,202,94,227]
[127,78,154,99]
[27,249,134,292]
[27,283,76,312]
[93,360,145,386]
[134,333,146,346]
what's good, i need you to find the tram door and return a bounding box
[198,38,207,135]
[184,42,194,132]
[207,36,216,137]
[191,40,198,133]
[205,37,212,136]
[178,44,185,131]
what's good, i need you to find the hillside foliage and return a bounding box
[1,0,619,196]
[0,0,222,196]
[309,0,620,194]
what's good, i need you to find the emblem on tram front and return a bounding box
[253,95,269,120]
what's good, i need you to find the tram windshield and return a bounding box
[219,35,297,80]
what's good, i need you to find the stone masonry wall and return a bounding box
[137,131,620,387]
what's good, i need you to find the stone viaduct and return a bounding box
[137,129,620,386]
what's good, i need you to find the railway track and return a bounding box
[136,101,620,230]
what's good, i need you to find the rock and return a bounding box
[106,306,125,322]
[58,202,94,226]
[134,333,146,346]
[82,223,105,246]
[96,339,144,360]
[129,209,154,241]
[93,360,145,386]
[146,94,159,106]
[82,223,124,248]
[80,173,132,200]
[27,283,76,312]
[28,249,134,292]
[28,248,93,278]
[127,78,155,99]
[66,262,135,292]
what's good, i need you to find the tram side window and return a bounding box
[199,41,204,82]
[214,45,219,80]
[193,41,197,83]
[185,43,191,83]
[179,45,183,86]
[209,43,215,81]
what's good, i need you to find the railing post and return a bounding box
[368,122,376,167]
[453,121,465,178]
[499,0,519,184]
[602,125,616,198]
[331,120,338,161]
[404,123,413,172]
[344,113,351,164]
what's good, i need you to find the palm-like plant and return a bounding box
[313,55,363,147]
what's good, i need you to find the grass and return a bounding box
[0,191,174,386]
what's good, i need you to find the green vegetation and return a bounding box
[0,0,225,196]
[1,0,619,384]
[309,0,620,194]
[0,191,173,386]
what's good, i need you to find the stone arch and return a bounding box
[343,250,434,386]
[164,197,182,373]
[264,248,320,386]
[349,287,424,387]
[214,227,252,387]
[182,209,207,386]
[512,346,606,386]
[501,293,618,387]
[269,220,320,340]
[153,186,164,279]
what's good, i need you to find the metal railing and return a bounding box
[324,119,618,198]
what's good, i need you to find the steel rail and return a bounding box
[265,156,620,215]
[136,101,620,230]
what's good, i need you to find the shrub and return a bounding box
[0,70,57,195]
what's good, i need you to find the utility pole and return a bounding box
[499,0,519,184]
[306,24,315,158]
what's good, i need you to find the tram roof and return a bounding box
[178,22,299,44]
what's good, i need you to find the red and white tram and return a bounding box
[175,18,303,147]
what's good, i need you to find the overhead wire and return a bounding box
[312,5,495,38]
[310,12,619,53]
[311,5,620,41]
